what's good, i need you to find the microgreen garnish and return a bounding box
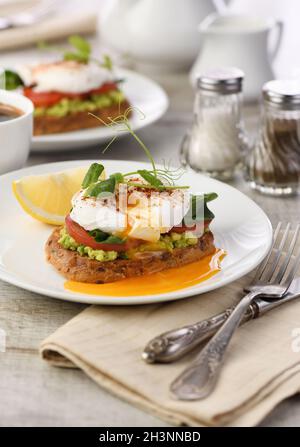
[126,182,189,190]
[137,170,163,188]
[90,107,157,175]
[38,36,114,71]
[88,107,189,191]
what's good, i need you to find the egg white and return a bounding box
[17,60,113,94]
[70,187,190,243]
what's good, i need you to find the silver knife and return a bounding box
[142,276,300,364]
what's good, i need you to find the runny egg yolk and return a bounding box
[64,249,225,297]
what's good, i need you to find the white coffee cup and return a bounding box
[0,89,33,175]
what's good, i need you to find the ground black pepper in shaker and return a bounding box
[246,80,300,195]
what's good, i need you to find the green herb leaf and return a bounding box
[84,172,124,197]
[68,35,91,56]
[101,54,113,71]
[183,193,218,226]
[89,229,126,245]
[82,163,104,188]
[38,36,91,64]
[89,229,109,242]
[110,172,124,184]
[101,235,125,245]
[63,51,89,64]
[137,170,163,188]
[3,70,24,90]
[91,108,158,175]
[85,176,116,197]
[204,192,218,203]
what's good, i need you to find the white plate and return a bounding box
[0,160,272,305]
[31,69,169,152]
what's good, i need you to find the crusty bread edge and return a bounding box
[34,100,131,135]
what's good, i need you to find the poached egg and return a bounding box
[70,182,190,243]
[17,60,113,94]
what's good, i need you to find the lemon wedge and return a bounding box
[12,166,105,225]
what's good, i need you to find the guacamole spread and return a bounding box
[34,90,125,118]
[58,227,199,262]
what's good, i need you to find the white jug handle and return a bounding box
[199,12,219,32]
[270,20,284,62]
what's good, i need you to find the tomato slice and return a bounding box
[24,82,118,107]
[24,88,64,107]
[170,220,211,234]
[65,215,127,251]
[65,215,142,252]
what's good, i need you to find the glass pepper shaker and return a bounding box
[181,67,247,181]
[246,80,300,196]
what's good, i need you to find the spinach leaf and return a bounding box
[183,193,218,226]
[204,192,218,203]
[4,70,24,90]
[110,172,124,184]
[85,173,123,197]
[82,163,104,188]
[89,230,125,245]
[101,235,125,245]
[85,177,115,197]
[89,229,109,243]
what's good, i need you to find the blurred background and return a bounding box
[1,0,300,186]
[1,0,300,85]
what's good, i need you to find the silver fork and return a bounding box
[171,222,300,400]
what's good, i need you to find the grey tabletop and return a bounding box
[1,69,300,427]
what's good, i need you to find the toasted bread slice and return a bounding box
[34,100,130,135]
[45,228,215,284]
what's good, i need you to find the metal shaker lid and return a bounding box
[263,80,300,110]
[197,67,244,94]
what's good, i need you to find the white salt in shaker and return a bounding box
[181,67,247,181]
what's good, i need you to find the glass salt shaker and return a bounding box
[246,80,300,196]
[181,67,247,181]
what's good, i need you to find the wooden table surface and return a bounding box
[1,62,300,427]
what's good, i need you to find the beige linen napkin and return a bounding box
[40,269,300,427]
[0,1,97,51]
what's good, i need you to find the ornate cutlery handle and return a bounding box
[170,291,258,400]
[142,303,257,364]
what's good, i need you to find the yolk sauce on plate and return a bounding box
[65,249,225,297]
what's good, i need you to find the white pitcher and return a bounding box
[101,0,226,71]
[190,13,284,100]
